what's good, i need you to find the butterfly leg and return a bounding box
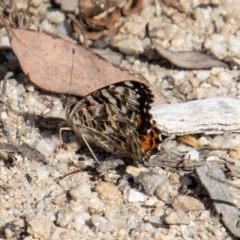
[81,135,100,165]
[59,127,72,147]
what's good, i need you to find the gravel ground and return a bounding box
[0,0,239,239]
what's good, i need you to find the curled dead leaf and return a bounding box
[79,0,117,17]
[84,8,121,30]
[147,24,228,69]
[122,0,144,16]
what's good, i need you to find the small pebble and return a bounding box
[135,172,169,195]
[128,189,148,202]
[36,166,49,181]
[154,185,178,204]
[56,208,74,227]
[91,214,113,233]
[27,212,53,239]
[118,39,144,55]
[172,71,185,80]
[95,182,122,200]
[184,149,200,161]
[165,210,190,225]
[34,139,55,158]
[172,195,205,212]
[69,183,92,200]
[73,215,85,232]
[144,196,159,206]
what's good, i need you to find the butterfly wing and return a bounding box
[63,81,158,162]
[87,81,154,136]
[73,103,144,161]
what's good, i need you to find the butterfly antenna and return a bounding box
[69,48,75,97]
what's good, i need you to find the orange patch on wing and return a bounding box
[89,101,97,106]
[138,124,160,154]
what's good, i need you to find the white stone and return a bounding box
[56,162,69,174]
[229,36,240,54]
[172,71,185,80]
[196,70,211,81]
[56,208,74,227]
[1,111,8,120]
[155,185,178,204]
[46,104,65,119]
[36,201,45,210]
[210,43,227,58]
[36,166,49,181]
[46,11,65,23]
[199,136,210,145]
[80,212,91,221]
[128,189,148,202]
[73,215,85,232]
[27,212,53,239]
[148,215,162,225]
[218,71,232,85]
[34,139,55,158]
[0,36,10,48]
[144,196,158,206]
[24,93,35,107]
[185,149,200,161]
[119,39,144,55]
[40,19,54,33]
[91,214,112,233]
[235,160,240,167]
[210,33,226,43]
[69,183,92,200]
[144,222,155,233]
[194,8,211,21]
[34,100,47,112]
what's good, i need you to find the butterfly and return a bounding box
[61,80,161,163]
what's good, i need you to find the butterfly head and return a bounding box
[61,95,78,110]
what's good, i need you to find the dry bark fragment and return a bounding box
[196,164,240,238]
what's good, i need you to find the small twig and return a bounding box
[59,169,84,179]
[67,13,88,49]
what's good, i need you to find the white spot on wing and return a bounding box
[101,89,117,105]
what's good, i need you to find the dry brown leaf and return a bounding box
[0,15,167,106]
[177,135,201,148]
[163,0,192,14]
[55,0,78,12]
[79,0,118,17]
[84,8,121,30]
[229,147,240,159]
[122,0,144,16]
[79,0,143,30]
[147,24,228,69]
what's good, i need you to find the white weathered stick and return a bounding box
[151,97,240,135]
